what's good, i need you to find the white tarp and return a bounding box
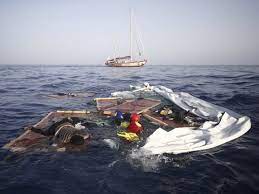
[112,83,251,155]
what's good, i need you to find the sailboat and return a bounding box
[105,10,147,67]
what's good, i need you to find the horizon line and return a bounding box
[0,64,259,66]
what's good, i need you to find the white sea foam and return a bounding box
[103,138,119,150]
[126,148,171,172]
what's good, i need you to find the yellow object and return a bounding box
[160,108,173,116]
[120,121,130,129]
[160,110,167,116]
[117,131,139,141]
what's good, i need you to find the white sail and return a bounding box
[105,9,147,67]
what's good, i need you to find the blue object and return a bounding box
[115,111,124,120]
[114,110,124,126]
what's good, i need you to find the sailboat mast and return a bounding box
[130,9,133,61]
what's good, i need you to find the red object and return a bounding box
[131,113,140,122]
[127,121,143,134]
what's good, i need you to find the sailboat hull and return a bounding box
[105,60,146,67]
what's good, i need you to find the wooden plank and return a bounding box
[56,110,91,114]
[143,110,191,128]
[104,98,161,114]
[94,97,119,100]
[33,112,57,129]
[3,130,46,150]
[142,113,169,126]
[95,98,122,111]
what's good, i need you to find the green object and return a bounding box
[120,121,130,129]
[117,131,139,141]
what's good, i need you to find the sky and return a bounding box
[0,0,258,65]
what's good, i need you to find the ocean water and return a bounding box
[0,65,258,194]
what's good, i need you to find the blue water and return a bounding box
[0,65,259,194]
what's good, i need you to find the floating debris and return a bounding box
[103,98,161,115]
[117,131,140,142]
[47,92,95,99]
[3,82,251,155]
[95,97,123,111]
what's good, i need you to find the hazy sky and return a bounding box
[0,0,258,65]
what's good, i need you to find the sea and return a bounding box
[0,65,258,194]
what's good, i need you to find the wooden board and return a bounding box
[143,110,191,128]
[3,130,47,152]
[3,110,96,152]
[33,111,92,129]
[95,97,122,111]
[104,98,161,114]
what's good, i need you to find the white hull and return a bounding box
[106,10,147,68]
[105,60,146,67]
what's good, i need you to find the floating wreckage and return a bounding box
[3,111,94,152]
[4,83,251,155]
[47,92,95,99]
[110,83,251,154]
